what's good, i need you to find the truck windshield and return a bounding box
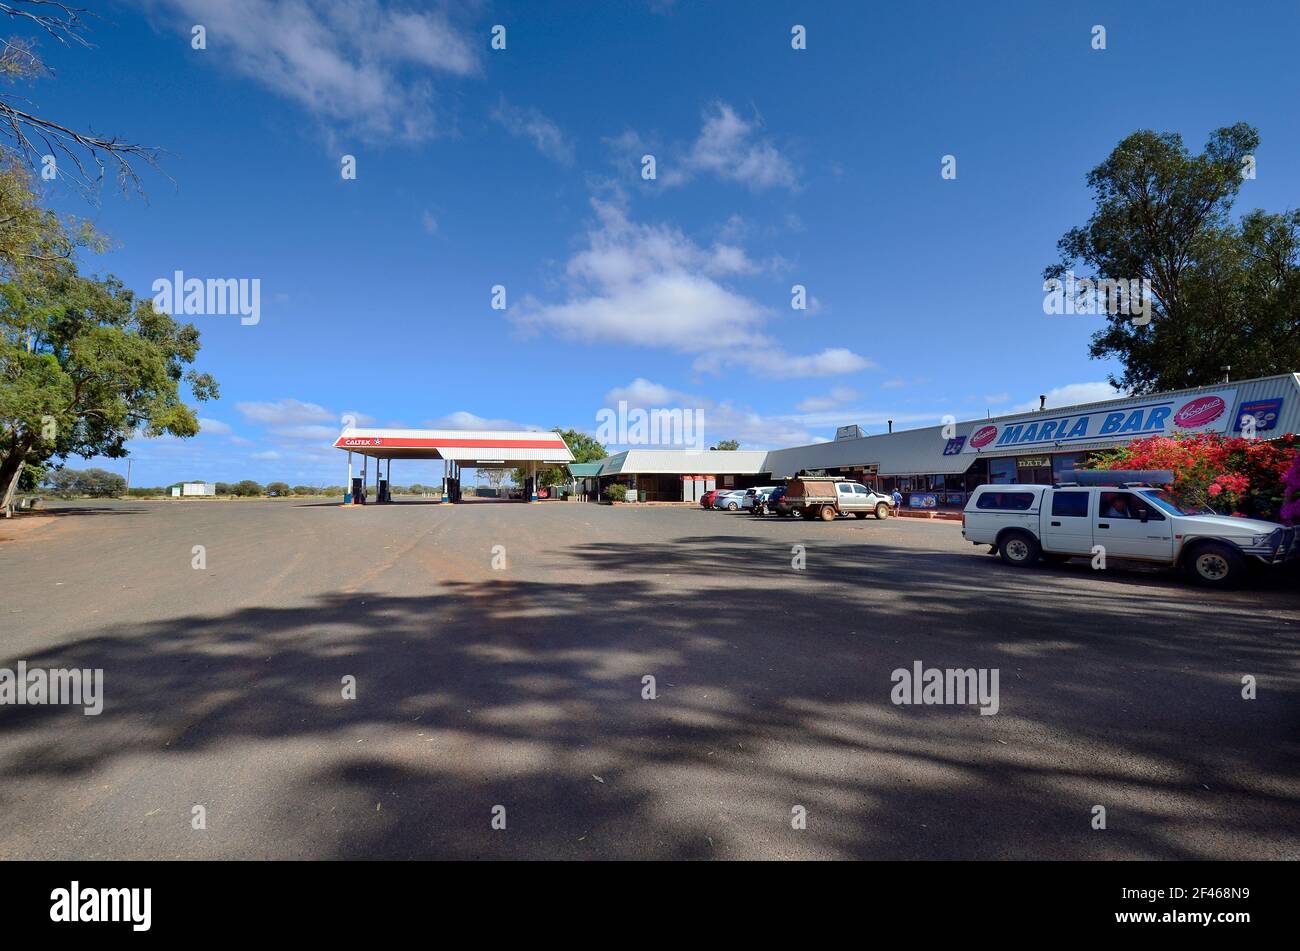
[1140,489,1213,517]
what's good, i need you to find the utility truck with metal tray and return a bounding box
[783,474,893,521]
[961,470,1299,587]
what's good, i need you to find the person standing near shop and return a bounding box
[891,488,902,516]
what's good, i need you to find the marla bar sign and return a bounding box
[962,389,1238,454]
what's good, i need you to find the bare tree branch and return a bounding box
[0,1,166,196]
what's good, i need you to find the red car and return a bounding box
[700,488,727,509]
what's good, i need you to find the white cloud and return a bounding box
[604,378,699,406]
[795,386,860,413]
[198,417,232,435]
[250,450,282,460]
[421,210,439,235]
[146,0,479,142]
[1010,382,1121,413]
[512,197,868,379]
[668,102,798,191]
[426,411,545,431]
[703,347,874,380]
[491,97,575,165]
[236,398,336,425]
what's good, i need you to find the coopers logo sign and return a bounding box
[962,389,1237,453]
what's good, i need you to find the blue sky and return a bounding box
[23,0,1300,485]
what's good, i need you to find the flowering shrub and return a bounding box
[1085,431,1299,521]
[1281,453,1300,524]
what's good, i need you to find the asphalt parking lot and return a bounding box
[1,499,1297,860]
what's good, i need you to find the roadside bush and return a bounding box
[604,483,628,502]
[232,480,263,497]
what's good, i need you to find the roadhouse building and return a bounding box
[584,374,1300,509]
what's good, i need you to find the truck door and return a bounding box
[1041,488,1092,554]
[1094,491,1174,561]
[836,482,857,512]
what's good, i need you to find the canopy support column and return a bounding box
[346,451,353,504]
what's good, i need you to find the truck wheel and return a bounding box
[874,502,889,519]
[998,530,1040,567]
[1185,541,1245,588]
[819,505,836,522]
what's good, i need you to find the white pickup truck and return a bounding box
[784,475,893,521]
[962,471,1298,587]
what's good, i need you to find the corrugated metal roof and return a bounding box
[766,425,975,478]
[596,449,769,475]
[767,372,1300,477]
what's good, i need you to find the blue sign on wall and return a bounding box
[943,436,966,455]
[1235,398,1283,432]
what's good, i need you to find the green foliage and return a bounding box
[42,466,126,497]
[232,480,263,497]
[1047,123,1300,394]
[604,483,628,502]
[265,481,290,496]
[712,439,740,450]
[512,428,606,487]
[0,162,216,513]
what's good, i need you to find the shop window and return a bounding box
[1051,453,1087,483]
[988,457,1017,484]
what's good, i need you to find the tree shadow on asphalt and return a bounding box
[0,533,1297,860]
[14,505,150,519]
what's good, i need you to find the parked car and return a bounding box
[783,476,892,521]
[699,488,725,509]
[767,486,799,517]
[749,486,781,516]
[961,470,1299,587]
[740,486,778,510]
[713,490,746,511]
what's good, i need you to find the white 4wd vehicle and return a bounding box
[784,476,893,521]
[962,471,1298,587]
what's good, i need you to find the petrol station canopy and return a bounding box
[333,428,574,467]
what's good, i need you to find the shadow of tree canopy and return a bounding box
[0,531,1296,860]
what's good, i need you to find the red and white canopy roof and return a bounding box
[333,428,574,465]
